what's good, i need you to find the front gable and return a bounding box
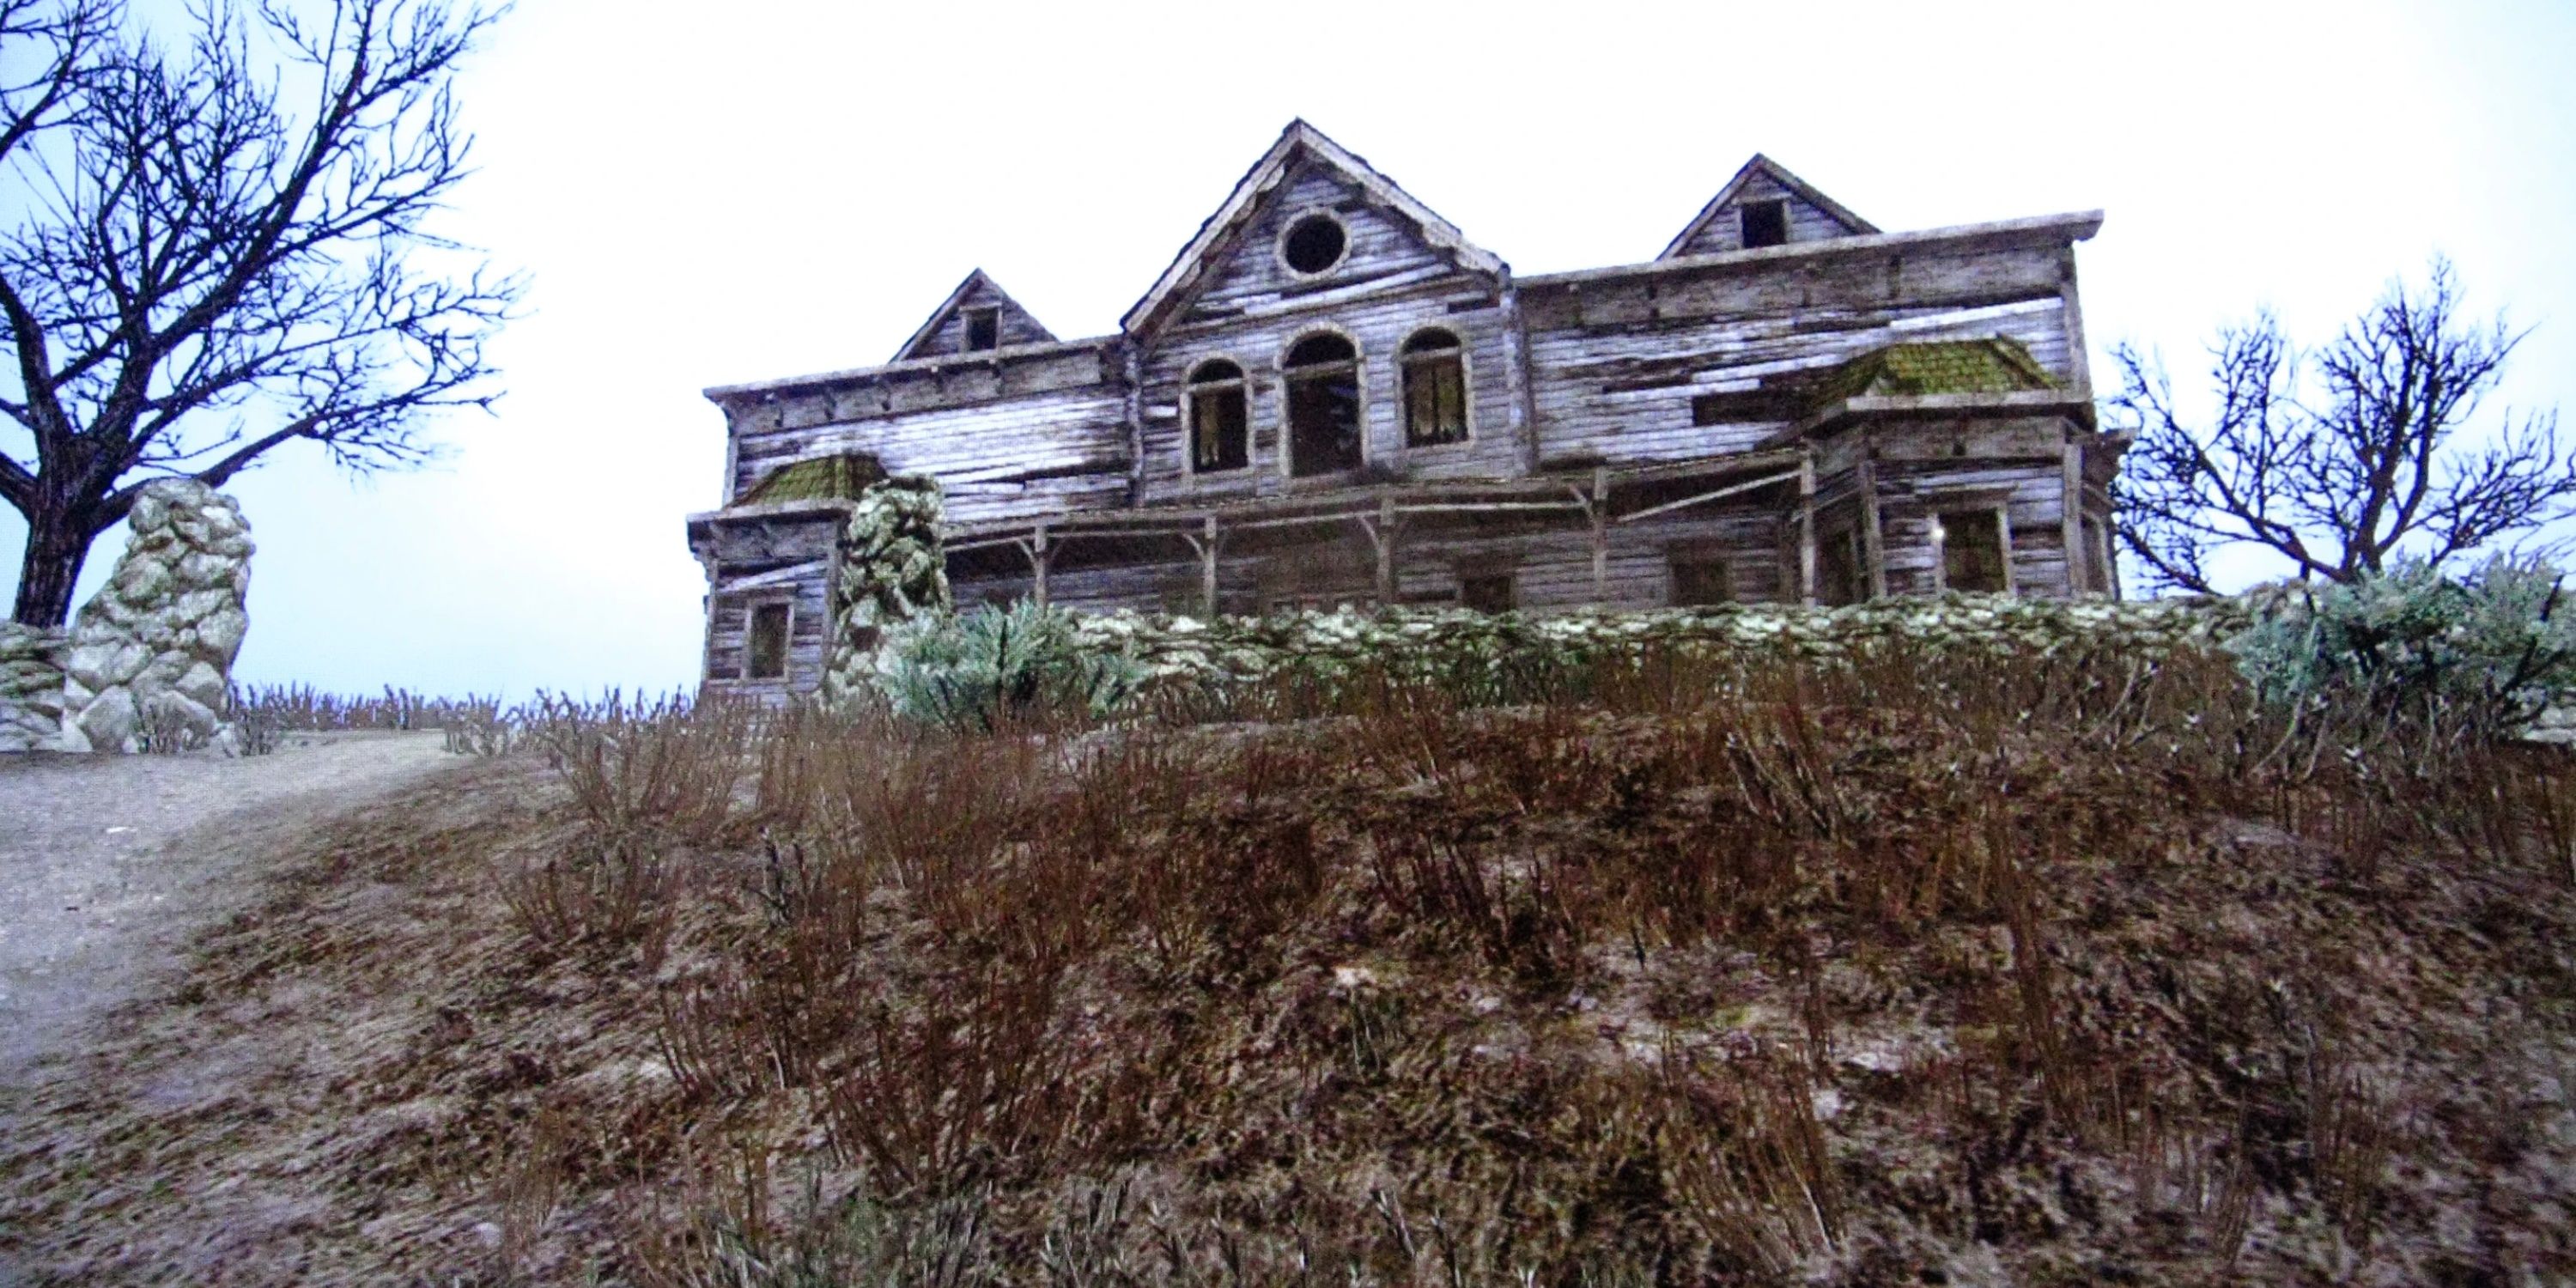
[1122,120,1505,339]
[892,269,1057,361]
[1660,155,1878,259]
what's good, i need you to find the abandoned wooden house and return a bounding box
[687,120,2119,696]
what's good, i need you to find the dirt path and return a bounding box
[0,732,460,1087]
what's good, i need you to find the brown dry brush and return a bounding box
[442,639,2576,1285]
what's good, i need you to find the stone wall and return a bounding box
[59,481,254,753]
[0,623,67,752]
[1063,594,2248,689]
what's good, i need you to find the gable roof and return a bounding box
[892,269,1056,362]
[1658,154,1879,261]
[1120,119,1507,338]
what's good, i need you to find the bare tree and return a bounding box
[0,0,519,626]
[2108,258,2572,593]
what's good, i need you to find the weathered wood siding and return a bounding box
[1519,237,2082,471]
[1666,169,1864,258]
[897,275,1056,361]
[726,343,1133,525]
[702,513,837,696]
[1133,159,1516,501]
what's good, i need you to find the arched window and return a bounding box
[1282,333,1362,477]
[1185,359,1249,472]
[1400,328,1467,447]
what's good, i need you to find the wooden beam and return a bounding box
[1032,521,1051,609]
[2061,438,2085,594]
[1857,453,1886,600]
[1797,452,1819,606]
[1201,515,1219,614]
[1375,495,1397,602]
[1395,501,1588,516]
[1589,466,1609,601]
[1615,469,1801,525]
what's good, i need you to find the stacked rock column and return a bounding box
[59,480,255,753]
[0,624,68,751]
[819,476,950,708]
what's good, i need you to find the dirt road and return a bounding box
[0,732,460,1085]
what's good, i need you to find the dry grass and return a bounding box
[4,641,2574,1285]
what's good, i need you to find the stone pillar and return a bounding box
[0,624,68,752]
[819,474,949,708]
[59,481,254,753]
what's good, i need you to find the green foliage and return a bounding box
[875,600,1147,732]
[2228,556,2576,736]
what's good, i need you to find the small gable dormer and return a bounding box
[892,270,1057,361]
[1659,155,1879,260]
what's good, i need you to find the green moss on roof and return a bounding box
[1810,338,2057,406]
[740,453,889,507]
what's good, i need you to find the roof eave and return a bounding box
[1528,210,2105,293]
[702,335,1115,404]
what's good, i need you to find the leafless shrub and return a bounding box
[522,690,755,842]
[501,831,677,963]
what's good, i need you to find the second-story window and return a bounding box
[1283,333,1363,477]
[963,307,999,351]
[1400,328,1468,447]
[1186,359,1249,473]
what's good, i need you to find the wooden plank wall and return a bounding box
[899,276,1054,360]
[1133,160,1519,502]
[725,345,1133,525]
[1519,239,2081,471]
[944,502,1805,619]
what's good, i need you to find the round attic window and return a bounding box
[1280,212,1347,276]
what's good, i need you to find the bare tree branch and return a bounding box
[2108,258,2574,593]
[0,0,521,624]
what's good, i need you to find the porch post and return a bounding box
[1797,451,1819,605]
[1589,465,1609,601]
[1200,515,1220,615]
[1032,521,1051,609]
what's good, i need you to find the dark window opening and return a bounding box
[745,602,791,680]
[1819,528,1862,605]
[1187,359,1249,472]
[1284,334,1362,476]
[1400,329,1467,447]
[1741,200,1789,249]
[1460,573,1516,613]
[1282,213,1347,275]
[1940,509,2009,594]
[2081,514,2112,595]
[1670,555,1732,606]
[962,307,999,352]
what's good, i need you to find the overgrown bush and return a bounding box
[2230,556,2576,741]
[872,600,1147,732]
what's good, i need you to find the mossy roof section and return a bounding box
[739,453,888,506]
[1811,338,2058,406]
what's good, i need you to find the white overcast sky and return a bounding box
[4,0,2572,699]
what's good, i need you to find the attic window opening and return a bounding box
[1280,212,1348,276]
[963,307,1000,352]
[1400,328,1467,447]
[1741,199,1789,249]
[1187,359,1249,473]
[1283,332,1362,477]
